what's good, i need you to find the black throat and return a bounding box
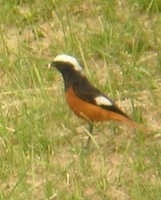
[54,62,84,91]
[61,69,83,91]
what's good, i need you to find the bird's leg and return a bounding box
[86,122,93,148]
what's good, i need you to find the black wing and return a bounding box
[73,76,130,119]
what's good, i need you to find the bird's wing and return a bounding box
[73,81,130,119]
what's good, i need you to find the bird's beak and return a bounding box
[47,63,51,69]
[47,62,54,69]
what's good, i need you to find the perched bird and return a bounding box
[49,54,140,146]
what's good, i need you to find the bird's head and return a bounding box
[49,54,85,90]
[49,54,83,74]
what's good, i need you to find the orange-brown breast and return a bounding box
[65,86,137,127]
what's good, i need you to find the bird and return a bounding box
[49,54,141,147]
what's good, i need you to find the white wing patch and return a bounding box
[53,54,82,71]
[95,96,113,106]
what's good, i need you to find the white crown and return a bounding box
[54,54,82,71]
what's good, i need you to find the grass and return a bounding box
[0,0,161,199]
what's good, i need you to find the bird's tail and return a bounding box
[109,112,144,131]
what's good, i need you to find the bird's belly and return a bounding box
[65,86,117,122]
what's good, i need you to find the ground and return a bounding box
[0,0,161,199]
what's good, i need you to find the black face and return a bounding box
[50,61,74,74]
[50,61,82,91]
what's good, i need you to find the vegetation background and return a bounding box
[0,0,161,199]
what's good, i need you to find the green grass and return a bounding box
[0,0,161,199]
